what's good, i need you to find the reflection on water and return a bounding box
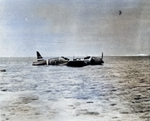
[0,56,150,121]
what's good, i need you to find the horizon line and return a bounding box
[0,54,149,58]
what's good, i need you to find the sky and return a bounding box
[0,0,150,57]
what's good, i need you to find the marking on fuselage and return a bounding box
[46,59,48,65]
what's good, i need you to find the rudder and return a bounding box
[36,51,43,59]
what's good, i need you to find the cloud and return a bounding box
[35,4,77,35]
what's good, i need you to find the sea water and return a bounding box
[0,56,150,121]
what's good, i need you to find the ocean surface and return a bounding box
[0,56,150,121]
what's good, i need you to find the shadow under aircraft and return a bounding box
[32,51,69,66]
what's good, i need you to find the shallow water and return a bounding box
[0,56,150,121]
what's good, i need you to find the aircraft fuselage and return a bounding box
[32,51,69,66]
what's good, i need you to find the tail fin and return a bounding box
[36,51,43,59]
[102,52,103,59]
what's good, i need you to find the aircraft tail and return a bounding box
[36,51,43,59]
